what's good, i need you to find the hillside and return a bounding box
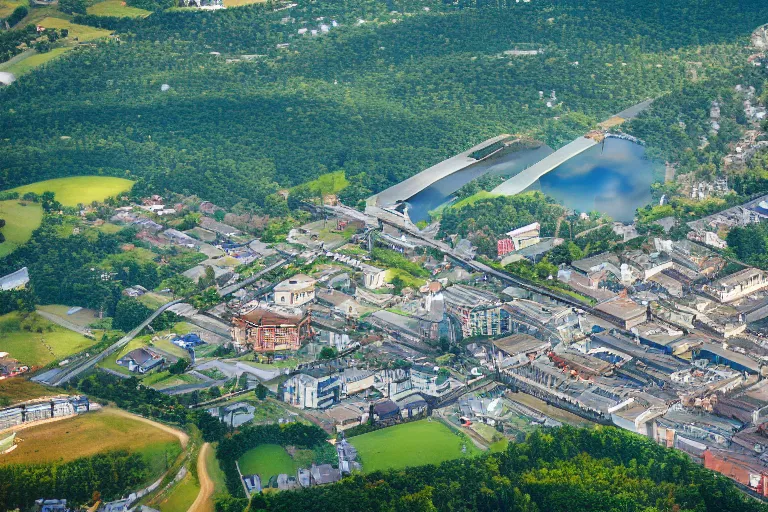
[0,0,766,211]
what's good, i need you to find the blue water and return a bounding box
[538,137,654,222]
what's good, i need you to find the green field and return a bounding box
[87,0,150,17]
[0,408,182,470]
[350,420,482,473]
[0,0,25,18]
[0,311,99,368]
[451,190,500,210]
[206,443,229,497]
[238,444,296,480]
[3,48,72,76]
[291,170,349,196]
[0,200,43,258]
[7,176,134,206]
[158,472,199,512]
[384,268,426,289]
[38,17,112,41]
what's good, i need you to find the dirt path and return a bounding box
[189,443,214,512]
[108,408,189,449]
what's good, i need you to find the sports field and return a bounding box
[87,0,150,17]
[0,408,182,471]
[0,200,43,258]
[238,443,296,479]
[350,420,482,473]
[7,176,134,206]
[0,311,98,367]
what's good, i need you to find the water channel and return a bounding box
[405,137,654,224]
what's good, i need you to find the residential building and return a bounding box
[231,307,312,352]
[506,222,541,251]
[324,403,365,431]
[341,368,375,396]
[242,474,261,494]
[34,499,67,512]
[100,499,130,512]
[373,399,401,422]
[274,274,316,306]
[361,263,386,289]
[316,289,362,318]
[309,464,341,485]
[116,348,164,374]
[282,370,341,409]
[705,268,768,303]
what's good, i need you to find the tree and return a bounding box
[319,346,338,360]
[113,297,152,332]
[59,0,87,15]
[255,383,268,400]
[168,358,189,375]
[6,5,27,26]
[162,274,196,298]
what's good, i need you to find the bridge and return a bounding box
[369,134,512,208]
[491,136,598,196]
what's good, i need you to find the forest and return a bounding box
[222,425,768,512]
[2,0,767,213]
[0,451,148,511]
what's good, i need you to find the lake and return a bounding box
[538,137,654,222]
[406,137,653,224]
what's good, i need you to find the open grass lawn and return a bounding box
[151,337,190,360]
[7,176,134,206]
[385,268,426,289]
[351,420,482,473]
[0,378,56,406]
[0,408,182,469]
[3,47,71,76]
[238,444,296,480]
[0,311,98,368]
[37,17,112,41]
[290,170,348,196]
[87,0,150,17]
[0,200,43,258]
[36,304,102,328]
[158,472,200,512]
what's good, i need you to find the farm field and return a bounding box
[350,420,482,473]
[7,176,134,206]
[2,47,72,76]
[0,0,24,18]
[0,378,56,406]
[0,408,183,472]
[87,0,150,17]
[238,443,296,480]
[36,305,102,328]
[0,311,98,367]
[0,200,43,258]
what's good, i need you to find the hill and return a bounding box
[0,0,765,212]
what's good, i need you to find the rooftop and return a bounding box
[594,296,646,321]
[492,333,550,355]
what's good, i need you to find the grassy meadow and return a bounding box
[7,176,134,206]
[87,0,150,17]
[0,408,182,471]
[0,311,98,368]
[0,200,43,258]
[350,420,482,473]
[238,443,296,480]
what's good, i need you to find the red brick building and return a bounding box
[497,238,515,257]
[231,308,313,352]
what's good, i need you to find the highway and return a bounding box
[37,299,183,386]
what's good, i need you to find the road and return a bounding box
[38,299,183,386]
[189,443,214,512]
[36,310,91,336]
[218,257,291,296]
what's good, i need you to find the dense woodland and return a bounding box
[0,451,149,511]
[224,425,767,512]
[2,0,768,212]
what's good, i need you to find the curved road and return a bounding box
[189,443,214,512]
